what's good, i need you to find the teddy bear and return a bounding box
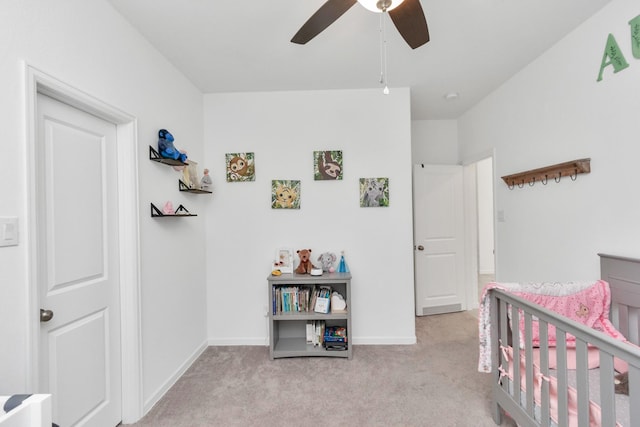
[294,249,315,274]
[317,252,337,272]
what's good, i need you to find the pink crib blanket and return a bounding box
[478,280,626,373]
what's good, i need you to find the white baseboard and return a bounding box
[208,337,267,346]
[143,340,208,415]
[352,336,417,345]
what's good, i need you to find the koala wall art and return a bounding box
[359,177,389,207]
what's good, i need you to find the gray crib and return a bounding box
[489,254,640,426]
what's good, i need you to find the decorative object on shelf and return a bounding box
[225,152,255,182]
[501,158,591,190]
[317,252,337,273]
[181,160,199,189]
[359,177,389,207]
[150,203,196,217]
[295,249,316,274]
[271,179,301,209]
[314,150,343,180]
[274,248,294,274]
[157,129,187,163]
[200,168,212,191]
[310,267,323,276]
[331,291,347,313]
[162,201,174,215]
[338,250,349,273]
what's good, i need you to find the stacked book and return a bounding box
[323,326,348,350]
[306,320,326,347]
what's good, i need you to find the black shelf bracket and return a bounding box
[150,203,197,217]
[149,145,188,167]
[179,179,212,194]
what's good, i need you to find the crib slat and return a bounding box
[539,319,550,427]
[599,350,616,426]
[631,366,640,424]
[555,330,569,427]
[576,340,589,426]
[629,306,640,346]
[512,304,522,408]
[524,312,535,417]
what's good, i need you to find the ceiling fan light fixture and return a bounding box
[357,0,405,13]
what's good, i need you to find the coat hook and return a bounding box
[529,177,535,186]
[555,172,562,183]
[541,174,548,185]
[518,179,524,188]
[508,181,514,190]
[570,169,577,181]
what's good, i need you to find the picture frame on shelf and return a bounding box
[274,248,294,274]
[182,160,200,189]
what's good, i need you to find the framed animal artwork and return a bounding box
[359,177,389,207]
[314,150,343,180]
[225,152,255,182]
[271,180,301,209]
[273,248,294,274]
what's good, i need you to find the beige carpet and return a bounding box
[127,311,515,427]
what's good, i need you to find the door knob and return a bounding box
[417,245,424,251]
[40,309,54,322]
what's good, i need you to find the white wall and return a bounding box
[0,0,207,415]
[459,0,640,281]
[204,88,416,345]
[411,120,459,165]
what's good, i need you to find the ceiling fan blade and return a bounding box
[291,0,358,44]
[388,0,430,49]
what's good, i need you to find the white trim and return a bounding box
[24,64,143,423]
[143,342,208,414]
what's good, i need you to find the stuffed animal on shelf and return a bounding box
[200,168,212,191]
[158,129,187,163]
[295,249,315,274]
[317,252,337,273]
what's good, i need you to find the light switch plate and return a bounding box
[0,217,19,247]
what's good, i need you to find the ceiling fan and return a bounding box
[291,0,429,49]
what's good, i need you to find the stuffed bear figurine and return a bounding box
[317,252,337,273]
[158,129,187,163]
[295,249,314,274]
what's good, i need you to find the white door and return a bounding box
[413,164,465,316]
[37,94,121,426]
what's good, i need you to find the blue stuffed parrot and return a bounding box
[158,129,187,162]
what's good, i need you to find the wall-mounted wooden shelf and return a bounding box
[501,158,591,189]
[149,145,188,167]
[150,203,197,217]
[178,179,212,194]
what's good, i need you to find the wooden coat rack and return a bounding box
[501,158,591,189]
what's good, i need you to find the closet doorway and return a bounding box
[462,155,495,310]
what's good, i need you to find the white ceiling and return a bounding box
[107,0,611,120]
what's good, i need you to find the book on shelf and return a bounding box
[323,326,347,343]
[313,286,332,314]
[272,285,313,314]
[306,320,327,347]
